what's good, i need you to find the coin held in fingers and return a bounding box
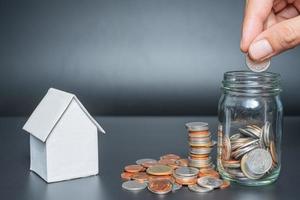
[246,54,270,72]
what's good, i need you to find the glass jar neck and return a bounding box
[222,71,281,96]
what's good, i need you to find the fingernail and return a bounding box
[249,39,273,60]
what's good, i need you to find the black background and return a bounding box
[1,0,300,116]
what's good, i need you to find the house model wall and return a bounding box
[23,88,105,183]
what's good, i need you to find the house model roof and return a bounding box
[23,88,105,142]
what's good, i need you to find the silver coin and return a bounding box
[230,133,242,141]
[122,180,147,191]
[190,147,212,155]
[230,137,252,144]
[246,54,271,72]
[263,122,271,147]
[239,128,259,139]
[136,158,157,165]
[242,148,272,176]
[245,126,261,138]
[226,169,246,178]
[188,184,213,193]
[175,167,199,177]
[185,122,209,131]
[232,144,259,159]
[189,137,211,144]
[241,154,264,180]
[172,182,182,192]
[197,176,223,189]
[236,139,259,150]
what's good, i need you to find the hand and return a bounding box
[240,0,300,61]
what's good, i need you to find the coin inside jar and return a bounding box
[148,179,173,194]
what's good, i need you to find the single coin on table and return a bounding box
[146,165,173,176]
[198,168,219,178]
[176,159,189,167]
[148,179,173,194]
[160,154,181,161]
[197,176,223,189]
[172,182,182,192]
[175,167,199,177]
[220,180,230,189]
[122,180,147,191]
[136,158,157,165]
[245,54,271,72]
[131,172,149,183]
[121,172,134,180]
[188,184,213,193]
[124,165,144,173]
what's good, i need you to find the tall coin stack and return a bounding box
[185,122,216,169]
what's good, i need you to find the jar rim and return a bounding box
[222,71,281,95]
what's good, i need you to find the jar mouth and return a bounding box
[222,71,281,95]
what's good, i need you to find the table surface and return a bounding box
[1,116,299,200]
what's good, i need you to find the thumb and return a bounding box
[248,16,300,61]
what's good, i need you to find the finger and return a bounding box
[273,0,287,13]
[248,16,300,61]
[240,0,274,52]
[276,5,299,21]
[264,12,277,29]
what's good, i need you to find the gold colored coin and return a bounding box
[146,165,173,176]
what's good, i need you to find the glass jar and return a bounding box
[217,71,283,186]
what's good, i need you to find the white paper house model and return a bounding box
[23,88,105,183]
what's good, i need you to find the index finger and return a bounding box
[240,0,274,52]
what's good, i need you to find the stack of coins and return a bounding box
[220,121,277,181]
[185,122,216,169]
[121,153,230,194]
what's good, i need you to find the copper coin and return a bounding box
[142,161,158,168]
[131,172,149,183]
[124,165,144,173]
[160,154,181,160]
[174,177,197,185]
[158,159,176,165]
[198,168,219,178]
[222,136,231,160]
[189,153,209,159]
[176,159,189,167]
[220,180,230,189]
[148,175,175,183]
[121,172,134,181]
[148,179,173,194]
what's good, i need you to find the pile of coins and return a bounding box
[219,121,278,181]
[121,153,230,194]
[185,122,216,169]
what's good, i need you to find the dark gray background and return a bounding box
[1,0,300,116]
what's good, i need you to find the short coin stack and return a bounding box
[121,153,230,195]
[220,121,277,181]
[185,122,216,169]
